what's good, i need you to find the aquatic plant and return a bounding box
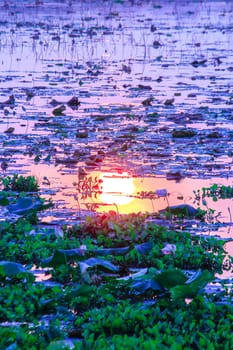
[0,193,232,349]
[0,174,39,192]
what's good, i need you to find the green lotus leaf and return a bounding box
[156,269,188,289]
[7,196,49,216]
[170,270,214,300]
[0,261,34,281]
[135,241,153,254]
[118,268,148,281]
[90,246,130,256]
[80,258,119,275]
[41,248,86,267]
[160,204,198,217]
[131,278,163,294]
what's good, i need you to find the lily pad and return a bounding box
[91,246,130,256]
[131,278,163,294]
[160,204,198,217]
[80,258,119,274]
[135,241,153,254]
[7,197,50,216]
[156,269,187,288]
[170,270,214,300]
[0,261,34,281]
[172,129,197,138]
[41,248,87,267]
[118,268,148,281]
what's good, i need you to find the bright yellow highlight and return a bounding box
[100,172,135,206]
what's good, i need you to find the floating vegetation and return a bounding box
[0,183,233,348]
[0,174,39,192]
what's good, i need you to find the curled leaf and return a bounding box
[80,258,119,275]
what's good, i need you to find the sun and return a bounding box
[100,172,135,206]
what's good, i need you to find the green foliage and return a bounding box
[74,297,233,349]
[79,212,148,243]
[155,268,187,288]
[0,175,39,192]
[0,323,65,350]
[7,196,51,216]
[0,261,34,283]
[201,184,233,201]
[159,204,198,218]
[0,181,232,349]
[0,184,53,225]
[170,270,213,300]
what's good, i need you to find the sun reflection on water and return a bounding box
[23,161,233,237]
[100,172,135,206]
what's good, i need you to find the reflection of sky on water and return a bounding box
[86,173,233,223]
[17,160,232,237]
[0,1,232,239]
[0,0,233,111]
[1,0,233,152]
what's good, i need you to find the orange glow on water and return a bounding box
[100,172,135,205]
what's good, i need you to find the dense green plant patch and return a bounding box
[74,296,233,350]
[0,174,39,192]
[0,176,233,349]
[194,184,233,202]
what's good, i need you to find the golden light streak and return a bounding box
[100,172,135,206]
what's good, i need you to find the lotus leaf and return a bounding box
[80,258,119,274]
[0,261,34,281]
[118,268,148,281]
[41,249,86,267]
[135,241,153,254]
[156,269,187,288]
[7,197,51,216]
[131,278,163,294]
[91,246,130,256]
[160,204,198,217]
[170,270,214,300]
